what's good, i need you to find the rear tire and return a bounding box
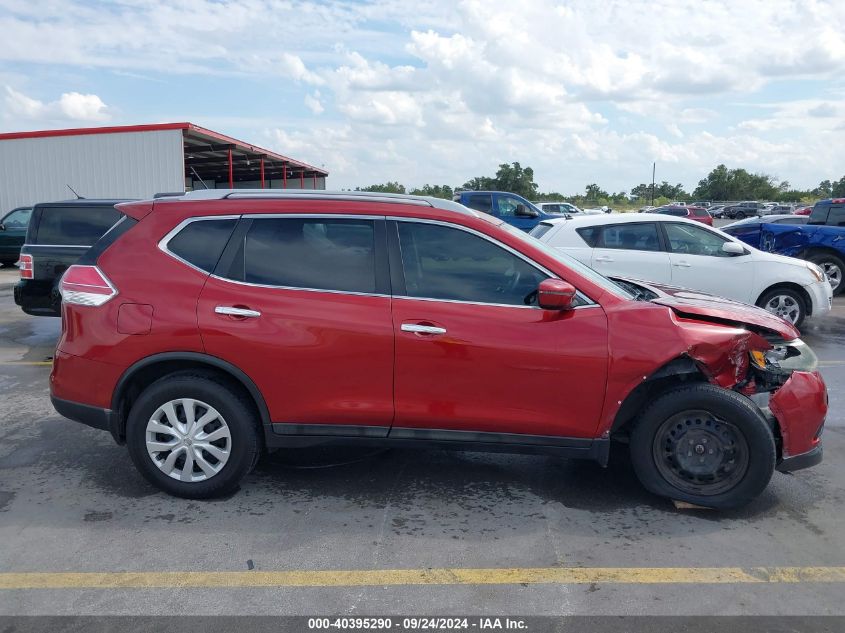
[807,253,843,296]
[756,287,807,327]
[126,372,260,499]
[630,384,775,509]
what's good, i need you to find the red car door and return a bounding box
[389,220,609,439]
[197,215,394,433]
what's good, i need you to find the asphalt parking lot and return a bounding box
[0,266,844,617]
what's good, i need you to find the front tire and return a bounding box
[630,384,775,509]
[756,287,806,327]
[807,253,843,296]
[126,372,260,499]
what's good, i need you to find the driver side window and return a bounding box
[397,222,548,306]
[664,223,732,257]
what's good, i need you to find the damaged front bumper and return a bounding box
[768,370,828,473]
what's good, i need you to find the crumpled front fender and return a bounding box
[769,370,827,458]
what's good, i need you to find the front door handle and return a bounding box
[673,261,692,268]
[215,306,261,318]
[594,255,614,263]
[401,323,447,335]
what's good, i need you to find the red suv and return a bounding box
[655,205,713,226]
[50,191,826,508]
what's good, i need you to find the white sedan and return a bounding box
[530,214,832,327]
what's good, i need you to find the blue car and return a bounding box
[453,191,567,232]
[720,214,808,247]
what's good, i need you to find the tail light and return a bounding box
[18,254,33,279]
[60,265,117,306]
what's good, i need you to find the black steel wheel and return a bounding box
[630,383,775,509]
[652,410,749,497]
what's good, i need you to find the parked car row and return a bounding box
[530,213,832,327]
[47,189,826,509]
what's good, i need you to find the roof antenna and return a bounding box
[189,167,209,190]
[66,184,84,199]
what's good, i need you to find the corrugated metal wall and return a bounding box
[0,129,185,211]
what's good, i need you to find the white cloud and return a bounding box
[3,86,109,122]
[2,0,844,191]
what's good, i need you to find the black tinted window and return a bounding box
[828,207,845,227]
[35,206,122,246]
[576,226,601,247]
[659,208,687,217]
[235,218,376,293]
[464,194,493,214]
[168,219,237,272]
[598,223,660,251]
[397,222,547,306]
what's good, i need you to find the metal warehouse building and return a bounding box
[0,122,328,212]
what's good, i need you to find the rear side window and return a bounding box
[167,219,238,272]
[597,223,660,251]
[828,206,845,226]
[35,206,122,246]
[659,208,687,217]
[463,194,493,214]
[230,218,376,293]
[692,208,708,217]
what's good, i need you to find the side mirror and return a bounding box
[0,224,5,231]
[515,204,539,218]
[537,279,577,310]
[722,241,745,255]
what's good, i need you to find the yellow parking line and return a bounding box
[0,361,52,366]
[1,566,844,590]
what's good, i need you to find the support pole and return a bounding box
[283,163,287,189]
[260,158,265,188]
[312,172,317,189]
[300,171,304,189]
[228,149,234,189]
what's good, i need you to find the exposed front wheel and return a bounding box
[630,384,775,509]
[757,287,806,327]
[126,373,260,498]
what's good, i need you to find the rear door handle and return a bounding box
[401,323,447,335]
[215,306,261,318]
[673,261,692,268]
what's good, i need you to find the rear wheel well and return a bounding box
[113,358,267,444]
[756,282,812,316]
[610,357,709,440]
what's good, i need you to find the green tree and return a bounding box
[815,180,833,197]
[461,176,496,191]
[584,183,608,202]
[356,182,406,194]
[492,162,539,199]
[832,176,845,198]
[693,165,779,201]
[409,184,454,199]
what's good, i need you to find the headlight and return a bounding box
[805,261,825,282]
[750,348,788,369]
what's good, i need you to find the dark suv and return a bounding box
[50,190,826,508]
[15,199,127,316]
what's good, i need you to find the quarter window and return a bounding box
[397,222,548,306]
[827,206,845,227]
[167,218,237,272]
[233,218,377,293]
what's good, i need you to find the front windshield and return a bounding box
[499,222,634,300]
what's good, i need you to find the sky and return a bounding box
[1,0,844,195]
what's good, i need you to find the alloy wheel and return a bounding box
[821,262,842,293]
[762,294,802,324]
[145,398,232,482]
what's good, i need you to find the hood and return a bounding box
[613,277,800,340]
